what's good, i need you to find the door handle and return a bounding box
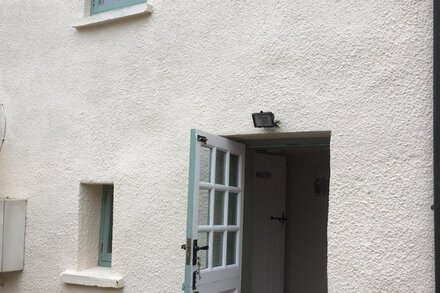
[271,211,287,225]
[195,245,209,251]
[182,243,208,251]
[192,239,209,265]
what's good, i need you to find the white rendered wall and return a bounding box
[0,0,433,292]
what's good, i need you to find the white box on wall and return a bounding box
[0,199,26,272]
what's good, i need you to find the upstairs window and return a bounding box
[98,185,114,267]
[91,0,147,15]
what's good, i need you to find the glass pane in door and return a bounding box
[197,232,209,270]
[200,147,212,183]
[226,232,237,265]
[228,192,238,225]
[215,150,226,184]
[229,154,239,187]
[212,232,224,268]
[198,189,210,226]
[214,191,225,225]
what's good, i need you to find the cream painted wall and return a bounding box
[0,0,433,292]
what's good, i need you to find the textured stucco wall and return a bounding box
[0,0,433,292]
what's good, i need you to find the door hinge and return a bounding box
[182,238,191,265]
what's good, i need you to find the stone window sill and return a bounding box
[72,3,153,29]
[61,267,124,288]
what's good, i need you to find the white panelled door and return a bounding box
[250,153,286,293]
[183,130,245,293]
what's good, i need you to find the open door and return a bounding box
[183,129,245,293]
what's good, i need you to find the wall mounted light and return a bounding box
[252,111,280,128]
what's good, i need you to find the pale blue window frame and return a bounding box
[91,0,146,15]
[98,185,113,267]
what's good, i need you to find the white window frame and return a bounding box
[73,0,152,29]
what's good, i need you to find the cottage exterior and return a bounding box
[0,0,433,292]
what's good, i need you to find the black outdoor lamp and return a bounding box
[252,111,280,128]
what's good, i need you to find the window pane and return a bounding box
[200,147,212,183]
[226,232,237,265]
[228,192,238,225]
[92,0,146,14]
[198,189,210,226]
[214,191,225,225]
[107,193,113,253]
[212,232,224,268]
[215,150,226,184]
[197,232,209,270]
[229,154,239,187]
[99,0,140,4]
[99,185,113,267]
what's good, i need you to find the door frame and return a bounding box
[226,131,331,292]
[225,132,330,149]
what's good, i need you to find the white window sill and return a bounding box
[72,3,153,29]
[61,267,124,288]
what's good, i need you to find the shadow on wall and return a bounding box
[1,271,23,288]
[64,283,124,292]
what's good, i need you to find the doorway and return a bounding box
[238,135,330,293]
[183,130,329,293]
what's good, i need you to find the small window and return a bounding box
[98,185,113,267]
[91,0,146,15]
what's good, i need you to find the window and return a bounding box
[61,184,123,288]
[91,0,146,15]
[98,185,113,267]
